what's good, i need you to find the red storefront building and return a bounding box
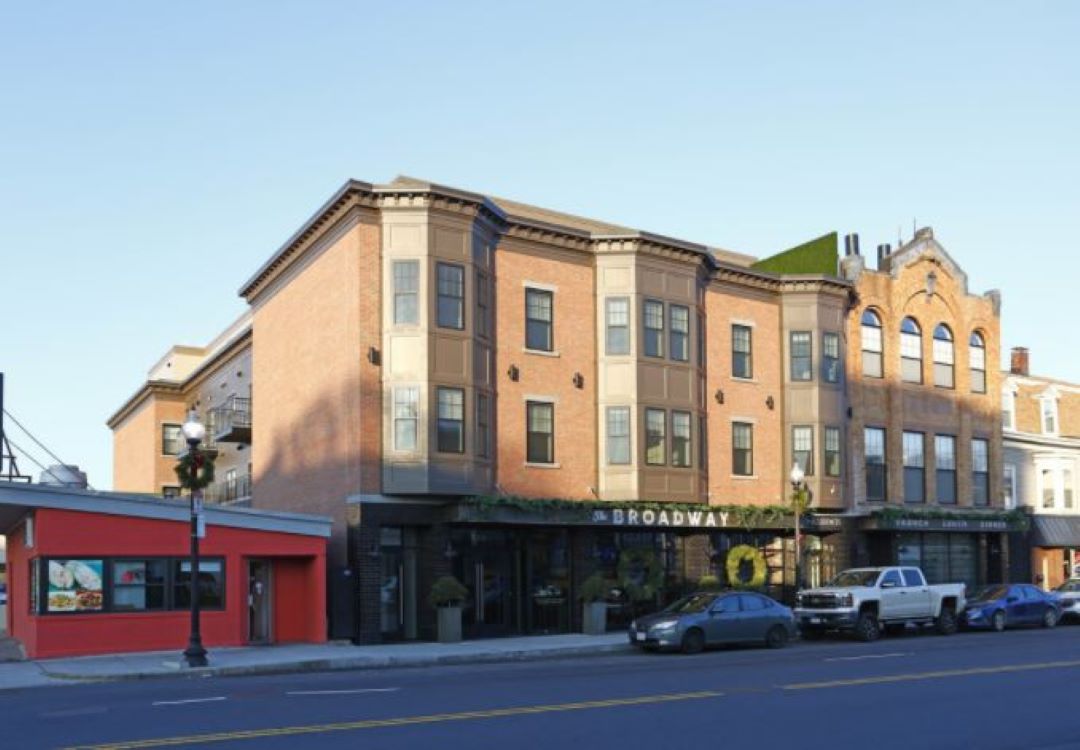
[1,482,329,659]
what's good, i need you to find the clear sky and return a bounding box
[1,1,1077,489]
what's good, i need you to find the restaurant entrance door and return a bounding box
[247,560,272,644]
[454,530,517,638]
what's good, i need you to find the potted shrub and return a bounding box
[697,574,722,591]
[428,575,468,643]
[580,573,611,635]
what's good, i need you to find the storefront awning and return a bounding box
[1031,515,1080,548]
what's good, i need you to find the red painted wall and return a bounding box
[7,508,326,659]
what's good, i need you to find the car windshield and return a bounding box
[970,585,1009,602]
[662,593,717,614]
[827,570,881,587]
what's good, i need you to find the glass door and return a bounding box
[247,560,272,644]
[454,530,517,638]
[525,530,570,634]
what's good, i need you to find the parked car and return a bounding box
[963,584,1061,631]
[794,567,965,642]
[0,582,6,606]
[1052,579,1080,622]
[628,591,796,654]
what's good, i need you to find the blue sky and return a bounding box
[1,1,1077,489]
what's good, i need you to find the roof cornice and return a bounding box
[105,380,185,429]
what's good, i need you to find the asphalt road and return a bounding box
[6,624,1080,750]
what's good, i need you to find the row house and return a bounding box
[109,178,1011,644]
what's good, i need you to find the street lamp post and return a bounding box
[181,410,209,668]
[790,462,807,596]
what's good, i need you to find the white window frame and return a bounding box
[1042,394,1060,436]
[1003,463,1017,510]
[1002,388,1016,431]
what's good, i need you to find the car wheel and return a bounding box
[765,625,789,649]
[800,627,825,641]
[935,608,958,636]
[1043,608,1059,629]
[992,610,1006,632]
[854,612,880,642]
[681,628,705,655]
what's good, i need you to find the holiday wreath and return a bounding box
[174,449,216,491]
[726,544,767,589]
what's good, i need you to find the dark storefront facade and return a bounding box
[348,497,853,644]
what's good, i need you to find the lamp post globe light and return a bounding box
[180,409,209,668]
[789,462,807,596]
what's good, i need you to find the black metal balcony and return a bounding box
[204,472,252,505]
[209,397,251,445]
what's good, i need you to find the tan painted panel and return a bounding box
[669,472,694,494]
[433,336,468,377]
[389,336,423,376]
[666,274,694,301]
[389,224,422,251]
[668,369,693,402]
[603,267,631,290]
[641,471,668,495]
[434,227,467,258]
[640,363,666,399]
[640,269,665,297]
[605,362,633,397]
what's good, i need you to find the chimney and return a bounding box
[876,243,891,271]
[1010,347,1029,376]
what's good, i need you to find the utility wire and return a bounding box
[6,436,75,487]
[3,408,95,490]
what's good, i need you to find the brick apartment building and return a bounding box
[109,177,1018,643]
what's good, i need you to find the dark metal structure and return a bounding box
[0,373,31,483]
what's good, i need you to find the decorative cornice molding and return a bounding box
[105,380,185,430]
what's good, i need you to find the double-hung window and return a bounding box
[162,424,183,456]
[525,288,553,352]
[669,305,689,361]
[900,317,923,383]
[671,411,691,467]
[903,431,925,504]
[606,407,631,465]
[790,332,812,381]
[865,427,887,501]
[861,310,883,378]
[935,435,957,504]
[824,427,841,477]
[732,325,752,379]
[933,324,955,389]
[476,271,490,338]
[732,422,753,476]
[643,300,664,358]
[1042,396,1059,435]
[526,401,554,464]
[1002,389,1016,430]
[792,426,813,476]
[392,260,419,325]
[393,387,419,451]
[969,332,986,393]
[436,387,465,453]
[972,438,989,506]
[476,394,490,459]
[822,332,841,383]
[645,408,666,465]
[436,263,465,330]
[606,298,630,355]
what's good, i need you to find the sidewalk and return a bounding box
[0,633,630,691]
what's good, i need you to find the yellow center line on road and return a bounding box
[66,691,723,750]
[784,658,1080,691]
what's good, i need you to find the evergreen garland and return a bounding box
[174,449,216,491]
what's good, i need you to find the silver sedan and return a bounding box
[629,591,797,654]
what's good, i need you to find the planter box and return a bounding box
[437,606,462,643]
[582,601,607,635]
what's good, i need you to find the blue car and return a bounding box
[963,584,1061,631]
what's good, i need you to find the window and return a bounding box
[933,324,954,389]
[393,387,419,451]
[112,560,167,612]
[697,314,706,367]
[792,426,814,476]
[392,260,419,325]
[935,435,957,504]
[606,407,631,465]
[526,401,554,464]
[1003,464,1017,509]
[881,569,903,588]
[224,468,237,501]
[476,394,490,459]
[861,309,883,378]
[732,325,752,379]
[525,288,553,352]
[824,427,841,477]
[823,332,841,383]
[699,415,708,470]
[1043,468,1055,509]
[902,569,925,587]
[645,408,666,465]
[865,427,886,501]
[672,411,692,467]
[790,332,812,381]
[669,305,689,361]
[900,317,923,384]
[643,300,664,358]
[732,422,753,476]
[1042,395,1059,435]
[476,271,490,338]
[436,387,465,453]
[903,432,925,504]
[162,486,181,499]
[173,559,224,609]
[161,424,183,456]
[970,332,986,393]
[738,594,766,611]
[1002,389,1016,430]
[606,298,630,355]
[972,438,989,506]
[1066,469,1075,510]
[436,263,464,329]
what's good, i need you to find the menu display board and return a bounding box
[47,560,104,613]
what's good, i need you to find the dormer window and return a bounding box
[1042,393,1059,436]
[1002,388,1016,431]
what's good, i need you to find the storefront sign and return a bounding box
[868,517,1010,532]
[47,559,104,613]
[589,508,843,531]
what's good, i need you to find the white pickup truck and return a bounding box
[794,566,966,642]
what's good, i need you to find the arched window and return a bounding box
[969,331,986,393]
[861,309,883,378]
[900,317,923,384]
[933,324,954,388]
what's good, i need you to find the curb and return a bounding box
[36,642,633,684]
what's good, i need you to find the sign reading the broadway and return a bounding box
[589,508,843,531]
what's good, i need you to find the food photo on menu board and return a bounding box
[47,560,104,612]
